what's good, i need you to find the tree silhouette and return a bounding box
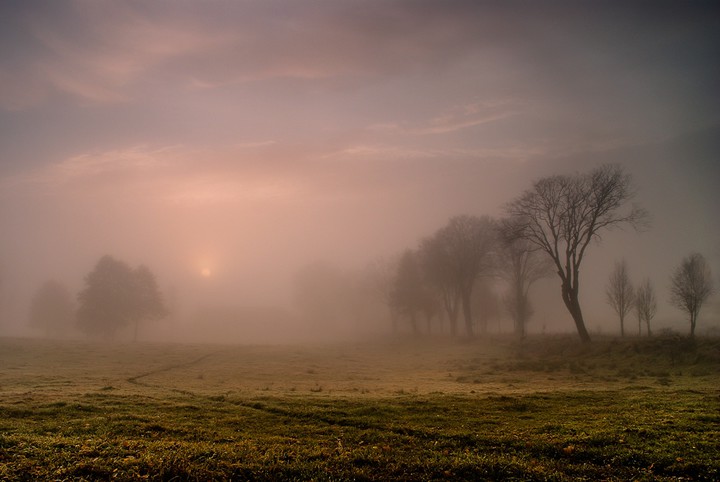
[605,259,635,337]
[635,278,657,337]
[419,234,461,336]
[669,252,714,337]
[420,215,496,337]
[505,164,648,343]
[77,255,166,339]
[498,218,552,339]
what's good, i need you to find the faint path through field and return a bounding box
[126,350,224,396]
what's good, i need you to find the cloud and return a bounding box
[10,145,175,186]
[1,142,311,210]
[0,1,501,109]
[372,100,521,136]
[0,1,230,108]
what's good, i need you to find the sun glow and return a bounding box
[200,268,212,277]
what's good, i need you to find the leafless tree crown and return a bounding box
[635,278,657,336]
[605,259,635,336]
[669,252,714,336]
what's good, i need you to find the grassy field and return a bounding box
[0,335,718,480]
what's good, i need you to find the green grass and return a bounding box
[0,335,718,480]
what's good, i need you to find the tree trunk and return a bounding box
[561,282,591,343]
[444,292,460,336]
[516,292,528,340]
[619,314,625,337]
[461,288,474,337]
[517,313,526,340]
[689,312,696,338]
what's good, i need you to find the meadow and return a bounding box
[0,334,718,480]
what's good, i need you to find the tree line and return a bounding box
[380,164,714,342]
[605,253,715,338]
[28,255,167,340]
[27,165,714,343]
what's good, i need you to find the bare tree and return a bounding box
[635,278,657,337]
[669,252,714,337]
[505,164,648,343]
[420,215,496,337]
[499,218,553,339]
[605,259,635,337]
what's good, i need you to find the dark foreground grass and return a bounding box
[1,390,718,480]
[1,336,718,480]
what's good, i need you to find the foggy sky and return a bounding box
[1,1,719,337]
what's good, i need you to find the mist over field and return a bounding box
[2,4,720,479]
[0,0,719,343]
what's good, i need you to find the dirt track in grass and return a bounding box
[1,335,718,480]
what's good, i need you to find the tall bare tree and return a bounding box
[505,164,648,343]
[669,252,714,337]
[605,259,635,337]
[499,218,553,339]
[635,278,657,337]
[420,215,496,337]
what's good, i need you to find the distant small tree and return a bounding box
[498,218,552,339]
[635,278,657,337]
[419,215,496,337]
[669,252,714,337]
[28,280,75,337]
[605,259,635,337]
[77,256,166,340]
